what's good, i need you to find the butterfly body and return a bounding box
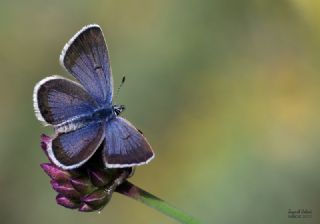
[33,24,154,169]
[54,105,119,133]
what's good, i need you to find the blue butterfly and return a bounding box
[33,24,154,170]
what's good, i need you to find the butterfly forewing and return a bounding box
[103,117,155,168]
[60,24,113,106]
[48,122,105,169]
[34,76,98,126]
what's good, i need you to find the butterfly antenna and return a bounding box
[115,76,126,100]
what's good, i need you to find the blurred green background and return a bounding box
[0,0,320,223]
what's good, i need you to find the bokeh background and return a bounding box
[0,0,320,223]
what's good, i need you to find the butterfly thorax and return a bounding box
[92,107,114,120]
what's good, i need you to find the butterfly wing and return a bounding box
[48,122,105,170]
[60,24,113,106]
[33,76,98,127]
[103,117,155,168]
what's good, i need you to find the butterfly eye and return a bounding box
[113,105,125,116]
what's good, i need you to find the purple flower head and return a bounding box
[40,134,133,212]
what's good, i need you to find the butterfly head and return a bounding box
[113,105,125,116]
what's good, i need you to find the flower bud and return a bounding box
[71,176,95,194]
[40,134,51,153]
[88,168,114,187]
[78,203,95,212]
[51,180,81,198]
[81,189,112,209]
[56,194,80,209]
[40,163,71,182]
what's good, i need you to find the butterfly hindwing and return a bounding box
[60,24,113,106]
[33,76,98,126]
[48,122,105,169]
[103,117,155,168]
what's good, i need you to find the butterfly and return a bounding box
[33,24,154,170]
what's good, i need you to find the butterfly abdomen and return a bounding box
[54,107,114,133]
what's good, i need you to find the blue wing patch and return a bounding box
[33,76,97,126]
[60,24,113,106]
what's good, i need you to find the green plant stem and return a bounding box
[116,181,201,224]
